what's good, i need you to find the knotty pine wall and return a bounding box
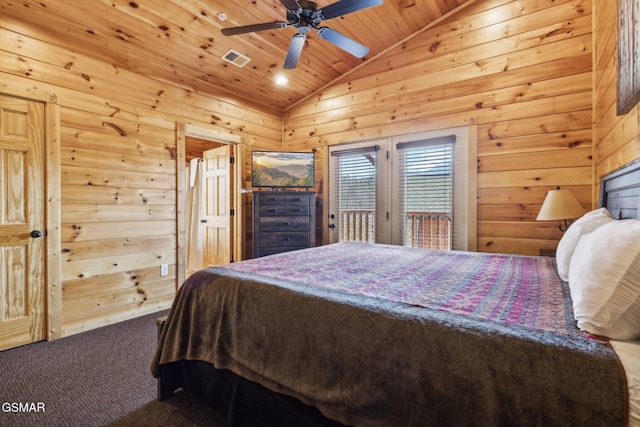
[0,25,280,336]
[284,0,593,256]
[593,0,640,183]
[2,0,638,337]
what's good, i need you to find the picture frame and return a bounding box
[617,0,640,115]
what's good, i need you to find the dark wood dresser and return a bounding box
[253,191,316,258]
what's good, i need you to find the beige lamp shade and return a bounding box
[536,187,585,221]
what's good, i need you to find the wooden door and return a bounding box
[0,95,46,351]
[202,145,233,266]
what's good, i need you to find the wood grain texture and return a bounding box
[1,0,639,337]
[594,0,640,192]
[616,0,640,115]
[285,0,595,255]
[0,95,46,350]
[0,19,280,334]
[0,0,471,111]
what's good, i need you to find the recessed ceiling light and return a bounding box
[275,75,288,86]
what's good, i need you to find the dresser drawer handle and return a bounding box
[266,198,278,202]
[268,208,278,212]
[279,222,290,226]
[289,208,302,212]
[280,237,290,241]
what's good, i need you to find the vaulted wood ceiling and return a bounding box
[1,0,471,112]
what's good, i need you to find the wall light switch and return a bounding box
[160,264,169,276]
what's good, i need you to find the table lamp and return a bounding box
[536,186,585,232]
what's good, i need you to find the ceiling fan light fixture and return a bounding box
[221,0,383,69]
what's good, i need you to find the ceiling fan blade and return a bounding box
[221,21,287,36]
[317,27,369,58]
[283,33,306,69]
[279,0,301,11]
[317,0,383,20]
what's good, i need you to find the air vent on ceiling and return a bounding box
[221,49,251,68]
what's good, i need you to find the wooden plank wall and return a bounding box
[593,0,640,183]
[1,0,636,337]
[284,0,594,256]
[0,21,280,336]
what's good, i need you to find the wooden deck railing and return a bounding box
[405,211,451,250]
[340,209,375,243]
[340,210,451,249]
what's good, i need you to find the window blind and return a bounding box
[397,136,454,250]
[331,146,378,242]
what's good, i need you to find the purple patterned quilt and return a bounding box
[152,242,627,426]
[221,242,577,337]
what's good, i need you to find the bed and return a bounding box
[151,159,640,426]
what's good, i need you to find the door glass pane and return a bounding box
[334,151,376,242]
[398,142,453,250]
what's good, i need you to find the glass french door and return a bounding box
[327,126,474,251]
[328,141,389,244]
[395,136,454,250]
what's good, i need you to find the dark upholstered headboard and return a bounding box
[599,159,640,220]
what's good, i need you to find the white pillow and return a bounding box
[568,219,640,340]
[555,208,614,281]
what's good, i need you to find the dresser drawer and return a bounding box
[258,195,287,206]
[282,194,310,206]
[259,216,310,232]
[258,193,309,206]
[259,232,309,248]
[259,204,310,216]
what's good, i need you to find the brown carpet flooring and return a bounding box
[0,310,228,427]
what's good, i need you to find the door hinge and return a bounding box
[230,209,235,216]
[386,211,389,220]
[230,157,235,164]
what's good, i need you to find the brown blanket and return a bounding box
[151,243,628,426]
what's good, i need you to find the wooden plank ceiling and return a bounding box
[0,0,470,112]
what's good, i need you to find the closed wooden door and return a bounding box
[0,95,46,351]
[202,145,233,266]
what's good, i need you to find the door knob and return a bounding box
[328,224,335,229]
[31,230,42,238]
[200,219,207,223]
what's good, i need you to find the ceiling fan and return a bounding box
[221,0,383,69]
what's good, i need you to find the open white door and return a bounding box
[202,145,233,266]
